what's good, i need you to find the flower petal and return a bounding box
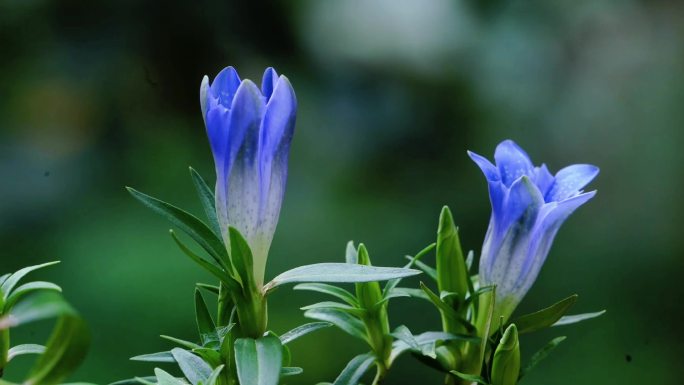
[210,66,242,108]
[499,176,544,235]
[546,164,599,202]
[261,67,279,101]
[217,80,266,244]
[534,164,555,199]
[494,140,535,187]
[468,150,500,182]
[515,190,597,291]
[257,75,296,244]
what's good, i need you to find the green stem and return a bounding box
[0,328,9,377]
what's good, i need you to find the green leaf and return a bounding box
[170,230,240,292]
[127,187,228,266]
[280,367,303,377]
[1,261,60,301]
[234,336,283,385]
[7,344,45,361]
[520,336,566,378]
[265,263,421,292]
[0,292,75,329]
[108,377,156,385]
[196,283,220,295]
[293,283,358,306]
[154,368,187,385]
[25,309,90,385]
[332,353,375,385]
[449,370,490,385]
[388,287,430,301]
[205,364,224,385]
[512,295,578,334]
[344,241,357,264]
[280,322,332,345]
[4,281,62,312]
[303,308,367,342]
[383,243,435,297]
[390,325,422,354]
[189,167,221,238]
[301,302,366,317]
[407,257,437,281]
[436,206,469,302]
[192,347,223,368]
[419,282,475,333]
[553,310,606,327]
[194,289,216,346]
[160,335,202,350]
[228,227,256,291]
[171,348,212,385]
[130,351,175,363]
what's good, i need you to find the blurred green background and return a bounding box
[1,0,682,384]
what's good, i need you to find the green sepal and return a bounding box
[511,295,577,334]
[491,324,520,385]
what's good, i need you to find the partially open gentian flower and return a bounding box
[200,67,296,288]
[469,140,598,322]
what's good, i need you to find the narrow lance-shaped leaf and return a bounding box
[170,230,241,293]
[25,312,90,385]
[189,167,221,238]
[304,308,367,343]
[383,243,435,297]
[512,295,577,334]
[126,187,228,266]
[332,353,376,385]
[1,261,60,302]
[265,263,421,293]
[552,310,606,327]
[294,283,358,306]
[520,336,567,378]
[280,322,332,345]
[7,344,45,361]
[4,281,62,311]
[195,289,216,345]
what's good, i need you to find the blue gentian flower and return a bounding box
[468,140,598,322]
[200,67,296,288]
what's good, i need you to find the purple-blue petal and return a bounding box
[468,150,500,182]
[546,164,599,202]
[534,164,555,199]
[261,67,279,101]
[494,140,534,187]
[210,66,242,108]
